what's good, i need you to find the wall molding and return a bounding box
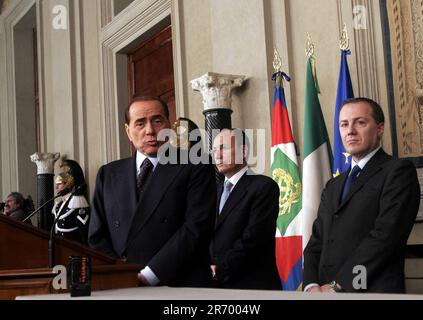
[99,0,185,162]
[351,0,380,101]
[0,0,36,195]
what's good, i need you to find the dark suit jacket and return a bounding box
[304,149,420,293]
[210,170,281,290]
[9,209,32,225]
[88,151,216,287]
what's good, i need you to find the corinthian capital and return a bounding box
[30,152,61,175]
[191,72,246,111]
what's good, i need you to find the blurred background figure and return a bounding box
[3,192,33,224]
[51,159,90,245]
[170,117,202,150]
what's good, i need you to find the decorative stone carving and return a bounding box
[191,72,246,111]
[387,0,423,157]
[30,152,60,175]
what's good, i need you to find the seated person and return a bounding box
[3,192,32,224]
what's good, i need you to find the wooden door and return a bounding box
[127,25,175,124]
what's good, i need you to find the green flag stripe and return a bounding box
[303,58,332,161]
[271,148,302,236]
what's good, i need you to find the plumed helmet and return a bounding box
[55,173,66,185]
[59,160,86,195]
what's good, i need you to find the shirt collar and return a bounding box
[350,146,381,173]
[136,151,159,174]
[224,166,248,190]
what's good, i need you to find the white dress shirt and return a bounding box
[136,151,160,286]
[223,165,249,192]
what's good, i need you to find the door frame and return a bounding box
[99,0,185,161]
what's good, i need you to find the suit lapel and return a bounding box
[125,163,184,247]
[336,149,391,212]
[113,155,138,223]
[333,171,349,210]
[215,173,249,230]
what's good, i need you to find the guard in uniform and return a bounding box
[52,160,90,245]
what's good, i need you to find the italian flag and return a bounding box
[302,57,332,254]
[271,71,303,291]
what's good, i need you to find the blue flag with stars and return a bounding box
[333,50,354,176]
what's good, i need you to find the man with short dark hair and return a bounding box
[210,128,281,289]
[89,96,216,287]
[304,97,420,293]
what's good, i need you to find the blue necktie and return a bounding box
[219,181,233,214]
[341,165,362,201]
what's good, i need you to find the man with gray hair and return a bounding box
[4,192,30,222]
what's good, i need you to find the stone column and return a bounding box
[191,72,246,151]
[30,152,60,230]
[191,72,246,182]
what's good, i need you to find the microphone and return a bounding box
[22,187,70,223]
[48,183,86,268]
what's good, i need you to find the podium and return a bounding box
[0,214,142,299]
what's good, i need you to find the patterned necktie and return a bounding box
[219,180,233,214]
[341,165,362,201]
[137,158,154,195]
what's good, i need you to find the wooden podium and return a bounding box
[0,214,142,299]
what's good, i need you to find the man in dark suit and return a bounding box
[210,128,281,290]
[3,192,32,223]
[304,97,420,293]
[88,96,216,287]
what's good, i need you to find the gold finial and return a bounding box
[305,33,320,93]
[305,33,315,58]
[273,48,282,72]
[339,23,349,50]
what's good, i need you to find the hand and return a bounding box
[321,284,336,293]
[210,265,217,280]
[307,285,322,293]
[137,272,151,286]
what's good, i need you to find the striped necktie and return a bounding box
[137,158,154,195]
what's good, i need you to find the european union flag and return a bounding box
[333,50,354,176]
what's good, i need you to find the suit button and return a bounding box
[333,214,339,219]
[327,239,334,244]
[161,218,167,223]
[114,220,120,228]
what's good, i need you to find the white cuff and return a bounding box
[140,266,160,286]
[304,283,319,292]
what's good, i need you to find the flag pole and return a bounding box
[271,48,302,291]
[333,23,354,176]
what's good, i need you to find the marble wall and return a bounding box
[0,0,395,196]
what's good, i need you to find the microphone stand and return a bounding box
[48,184,86,268]
[22,192,64,223]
